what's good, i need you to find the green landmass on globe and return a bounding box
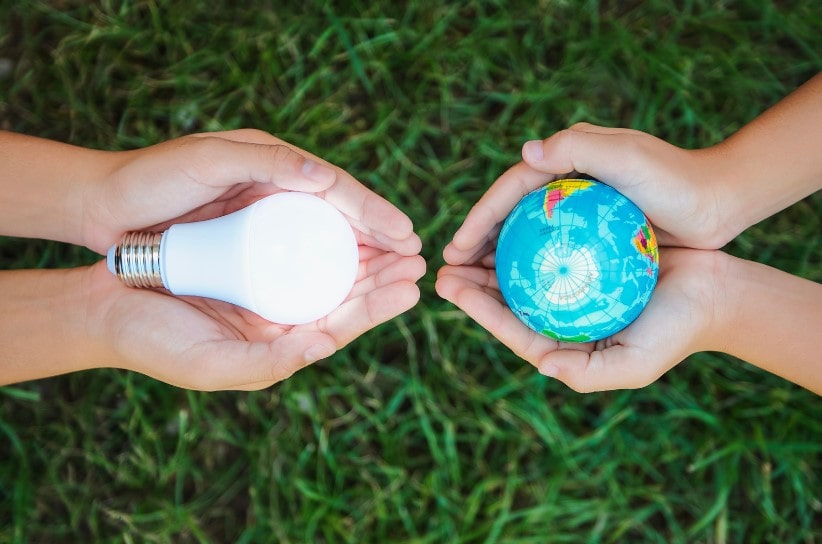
[495,179,659,343]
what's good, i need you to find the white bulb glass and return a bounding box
[106,192,359,325]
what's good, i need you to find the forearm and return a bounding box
[0,131,115,245]
[711,73,822,235]
[0,267,110,384]
[715,255,822,394]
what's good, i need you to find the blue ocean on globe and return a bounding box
[495,179,659,342]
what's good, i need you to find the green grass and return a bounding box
[1,0,821,542]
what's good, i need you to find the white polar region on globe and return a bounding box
[538,246,600,306]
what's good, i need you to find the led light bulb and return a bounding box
[106,192,359,325]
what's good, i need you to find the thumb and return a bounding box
[192,136,338,192]
[189,331,337,390]
[537,344,663,393]
[521,123,656,192]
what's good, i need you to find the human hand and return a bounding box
[78,129,424,387]
[82,129,422,258]
[436,247,730,392]
[84,244,425,390]
[444,123,733,262]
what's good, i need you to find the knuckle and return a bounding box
[553,128,582,155]
[568,121,594,131]
[268,143,303,168]
[555,127,578,143]
[270,364,297,384]
[269,143,292,160]
[268,354,301,384]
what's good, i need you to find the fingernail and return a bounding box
[304,344,334,363]
[539,363,559,378]
[523,140,544,161]
[301,159,337,184]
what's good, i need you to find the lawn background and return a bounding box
[1,1,821,542]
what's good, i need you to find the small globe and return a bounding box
[495,179,659,342]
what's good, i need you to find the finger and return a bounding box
[353,244,425,277]
[190,128,284,143]
[436,264,500,292]
[326,183,421,254]
[356,227,423,257]
[192,129,421,252]
[437,268,503,303]
[349,254,426,300]
[480,251,496,269]
[310,281,421,349]
[538,344,663,393]
[442,225,500,266]
[357,244,385,262]
[355,250,419,283]
[448,162,556,260]
[435,267,557,364]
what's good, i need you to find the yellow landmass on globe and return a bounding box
[543,180,594,218]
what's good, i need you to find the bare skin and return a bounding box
[438,73,822,394]
[1,129,425,390]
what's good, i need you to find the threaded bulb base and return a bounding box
[110,231,166,289]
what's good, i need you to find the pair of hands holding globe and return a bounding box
[439,73,822,395]
[438,123,737,393]
[439,81,822,396]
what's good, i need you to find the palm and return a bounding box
[437,248,722,392]
[93,242,425,391]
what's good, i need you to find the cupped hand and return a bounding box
[77,129,425,389]
[83,129,422,258]
[87,245,426,391]
[444,123,731,268]
[436,247,730,392]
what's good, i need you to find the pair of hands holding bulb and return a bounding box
[0,129,425,390]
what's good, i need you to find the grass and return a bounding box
[1,0,821,542]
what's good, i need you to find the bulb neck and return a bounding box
[109,231,167,289]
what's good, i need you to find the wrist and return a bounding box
[50,265,123,374]
[77,150,124,253]
[0,131,117,247]
[0,266,115,384]
[696,250,738,354]
[75,262,124,366]
[689,145,748,248]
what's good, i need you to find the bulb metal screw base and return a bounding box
[109,231,166,289]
